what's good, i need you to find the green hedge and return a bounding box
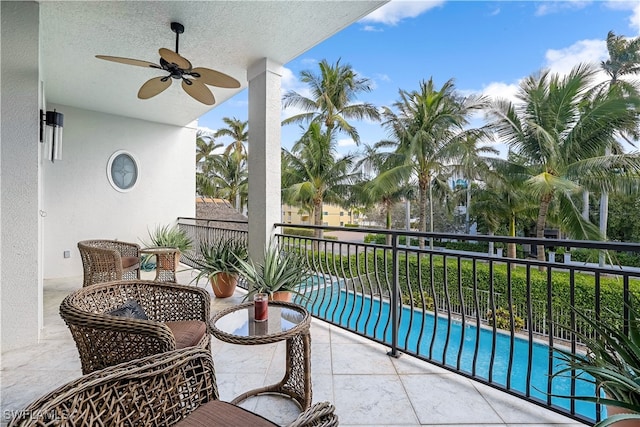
[301,248,639,332]
[570,248,640,268]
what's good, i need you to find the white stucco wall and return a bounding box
[1,1,42,350]
[41,105,196,279]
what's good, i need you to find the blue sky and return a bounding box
[198,1,640,156]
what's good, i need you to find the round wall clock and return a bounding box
[107,150,139,192]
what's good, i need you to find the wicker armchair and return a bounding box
[60,280,211,374]
[9,348,338,427]
[77,239,141,287]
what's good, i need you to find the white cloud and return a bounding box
[477,36,609,106]
[479,81,520,104]
[605,1,640,35]
[544,39,607,76]
[375,73,391,82]
[197,126,217,136]
[362,25,384,32]
[361,1,444,26]
[544,38,610,87]
[535,1,590,16]
[337,138,356,148]
[300,58,318,65]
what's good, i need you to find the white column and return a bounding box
[247,58,283,269]
[1,1,42,350]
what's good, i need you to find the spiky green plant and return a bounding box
[145,224,192,252]
[187,238,248,281]
[235,241,311,298]
[554,299,640,426]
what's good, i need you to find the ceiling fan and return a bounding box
[96,22,240,105]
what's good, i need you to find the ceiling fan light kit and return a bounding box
[96,22,240,105]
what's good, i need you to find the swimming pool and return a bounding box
[295,282,599,421]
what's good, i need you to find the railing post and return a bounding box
[388,232,401,358]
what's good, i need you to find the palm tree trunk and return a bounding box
[313,201,323,253]
[385,205,392,246]
[465,186,471,234]
[536,194,552,268]
[508,213,517,259]
[599,190,608,267]
[314,200,323,240]
[418,181,427,249]
[429,181,434,250]
[582,190,589,220]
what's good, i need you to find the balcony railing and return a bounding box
[178,218,640,424]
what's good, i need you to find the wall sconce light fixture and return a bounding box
[40,109,64,162]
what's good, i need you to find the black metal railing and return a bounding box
[177,217,248,270]
[179,218,640,424]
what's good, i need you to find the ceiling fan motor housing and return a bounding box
[170,22,184,34]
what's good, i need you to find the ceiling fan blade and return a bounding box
[190,67,241,88]
[159,48,192,70]
[182,79,215,105]
[96,55,160,69]
[138,76,172,99]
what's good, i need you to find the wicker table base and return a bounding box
[141,247,179,282]
[210,301,312,410]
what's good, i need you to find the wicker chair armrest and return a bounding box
[81,244,123,260]
[286,401,338,427]
[111,240,140,257]
[60,299,176,341]
[8,348,219,427]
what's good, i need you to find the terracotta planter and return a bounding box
[606,405,640,426]
[210,272,238,298]
[270,291,293,302]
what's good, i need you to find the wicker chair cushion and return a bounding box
[121,256,140,269]
[108,299,148,320]
[174,400,278,427]
[165,320,207,349]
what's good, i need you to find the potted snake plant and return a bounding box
[187,237,248,298]
[553,298,640,427]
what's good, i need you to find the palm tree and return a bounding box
[487,63,640,263]
[597,31,640,264]
[377,78,488,248]
[214,117,248,159]
[447,128,497,233]
[205,151,248,211]
[473,157,537,258]
[353,143,412,245]
[281,123,359,239]
[601,31,640,88]
[195,173,220,199]
[282,59,380,143]
[196,129,221,170]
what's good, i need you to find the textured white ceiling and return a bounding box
[39,1,386,126]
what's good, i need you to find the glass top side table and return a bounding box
[209,301,312,409]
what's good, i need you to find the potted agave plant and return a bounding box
[554,298,640,427]
[144,223,193,268]
[188,238,248,298]
[236,240,311,302]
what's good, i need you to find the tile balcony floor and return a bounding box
[1,268,589,427]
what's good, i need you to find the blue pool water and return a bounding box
[295,283,598,421]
